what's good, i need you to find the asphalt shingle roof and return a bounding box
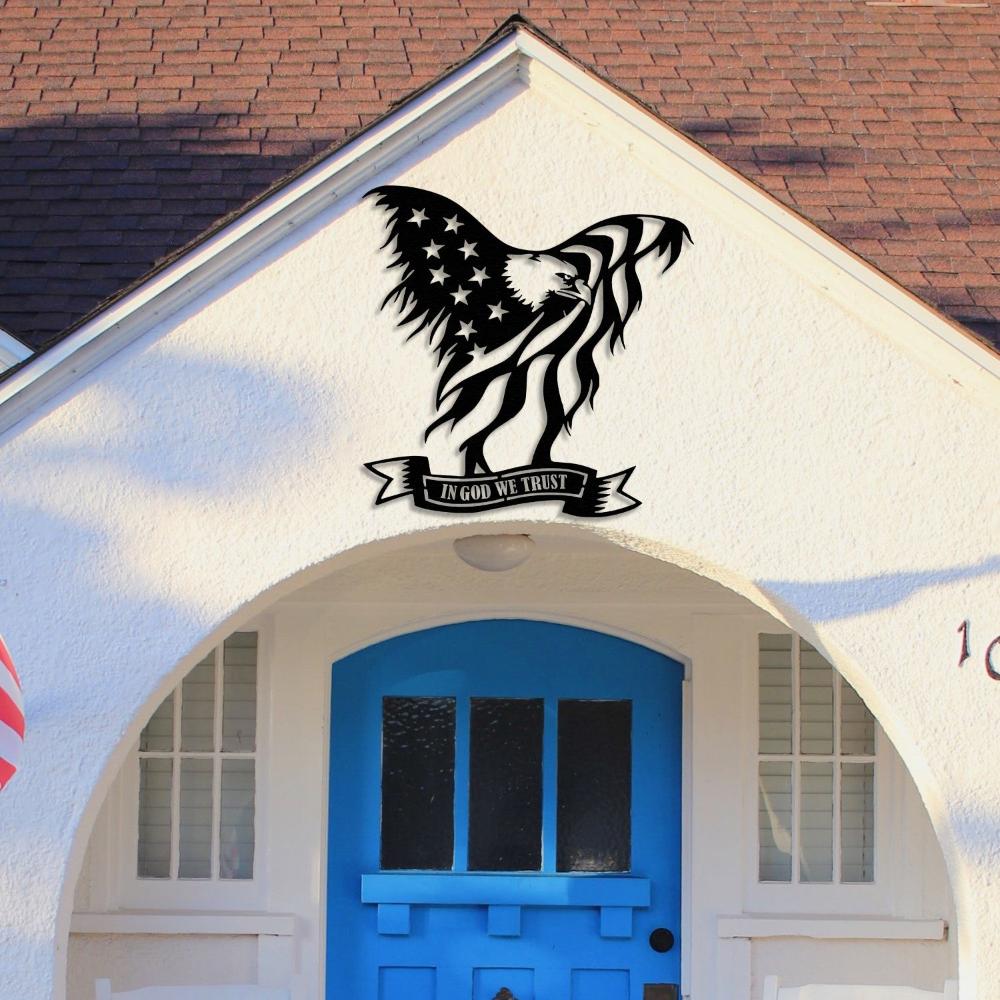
[1,1,998,355]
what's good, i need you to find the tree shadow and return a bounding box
[759,555,1000,623]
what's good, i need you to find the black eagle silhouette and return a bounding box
[368,186,691,476]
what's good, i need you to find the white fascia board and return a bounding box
[717,914,947,941]
[0,27,996,439]
[0,327,32,370]
[514,32,1000,406]
[0,32,527,438]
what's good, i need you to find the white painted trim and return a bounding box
[0,26,996,439]
[69,911,294,936]
[0,327,32,370]
[717,914,947,941]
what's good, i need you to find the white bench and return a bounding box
[762,978,958,1000]
[95,983,289,1000]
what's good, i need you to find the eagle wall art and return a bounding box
[365,185,692,518]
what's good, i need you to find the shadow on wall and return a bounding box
[759,554,1000,623]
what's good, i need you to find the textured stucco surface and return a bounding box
[0,83,997,999]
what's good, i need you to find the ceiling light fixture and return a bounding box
[453,534,535,572]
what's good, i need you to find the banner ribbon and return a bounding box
[365,457,641,518]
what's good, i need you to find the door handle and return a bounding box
[648,927,675,953]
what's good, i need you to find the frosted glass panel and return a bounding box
[799,761,834,883]
[842,761,875,882]
[841,678,876,756]
[557,700,632,873]
[468,698,543,872]
[222,632,257,752]
[759,634,793,753]
[758,761,792,881]
[799,641,834,754]
[140,692,174,752]
[381,696,456,870]
[220,758,255,879]
[138,757,172,878]
[178,757,213,878]
[181,653,215,752]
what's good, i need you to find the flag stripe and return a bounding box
[0,636,20,687]
[0,655,23,714]
[0,687,24,739]
[0,758,15,791]
[0,719,23,771]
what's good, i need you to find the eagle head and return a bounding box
[503,253,592,311]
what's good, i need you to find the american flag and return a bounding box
[367,185,690,477]
[0,635,24,790]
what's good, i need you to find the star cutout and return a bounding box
[443,214,462,234]
[450,287,471,305]
[470,266,488,286]
[409,208,428,226]
[424,240,443,259]
[456,320,475,340]
[430,266,448,286]
[488,302,508,321]
[459,241,477,259]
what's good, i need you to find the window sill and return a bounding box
[70,911,295,936]
[717,914,946,941]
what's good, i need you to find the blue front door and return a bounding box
[327,620,683,1000]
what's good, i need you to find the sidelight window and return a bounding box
[137,632,258,880]
[758,633,876,884]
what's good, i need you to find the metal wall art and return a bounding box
[364,186,691,518]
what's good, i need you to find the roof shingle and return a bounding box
[1,0,998,353]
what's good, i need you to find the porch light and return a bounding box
[453,534,534,571]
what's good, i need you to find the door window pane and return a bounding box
[468,698,543,872]
[381,696,456,871]
[759,635,793,754]
[556,700,631,873]
[799,762,834,883]
[758,761,793,882]
[842,762,875,883]
[178,757,213,878]
[138,757,172,878]
[220,759,255,879]
[222,632,257,752]
[181,653,215,752]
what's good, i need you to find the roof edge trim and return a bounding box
[0,328,32,372]
[0,24,996,437]
[513,31,1000,403]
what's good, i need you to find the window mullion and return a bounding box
[792,635,801,884]
[833,672,843,883]
[211,644,224,881]
[170,688,181,880]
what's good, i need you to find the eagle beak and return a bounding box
[554,278,592,305]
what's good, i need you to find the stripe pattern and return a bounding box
[0,635,24,790]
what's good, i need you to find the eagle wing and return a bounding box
[366,186,537,368]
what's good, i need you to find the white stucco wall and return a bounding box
[68,539,957,999]
[0,47,996,999]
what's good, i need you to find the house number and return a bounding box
[957,621,1000,680]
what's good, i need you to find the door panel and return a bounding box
[327,620,683,1000]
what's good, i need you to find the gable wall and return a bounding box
[0,73,996,999]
